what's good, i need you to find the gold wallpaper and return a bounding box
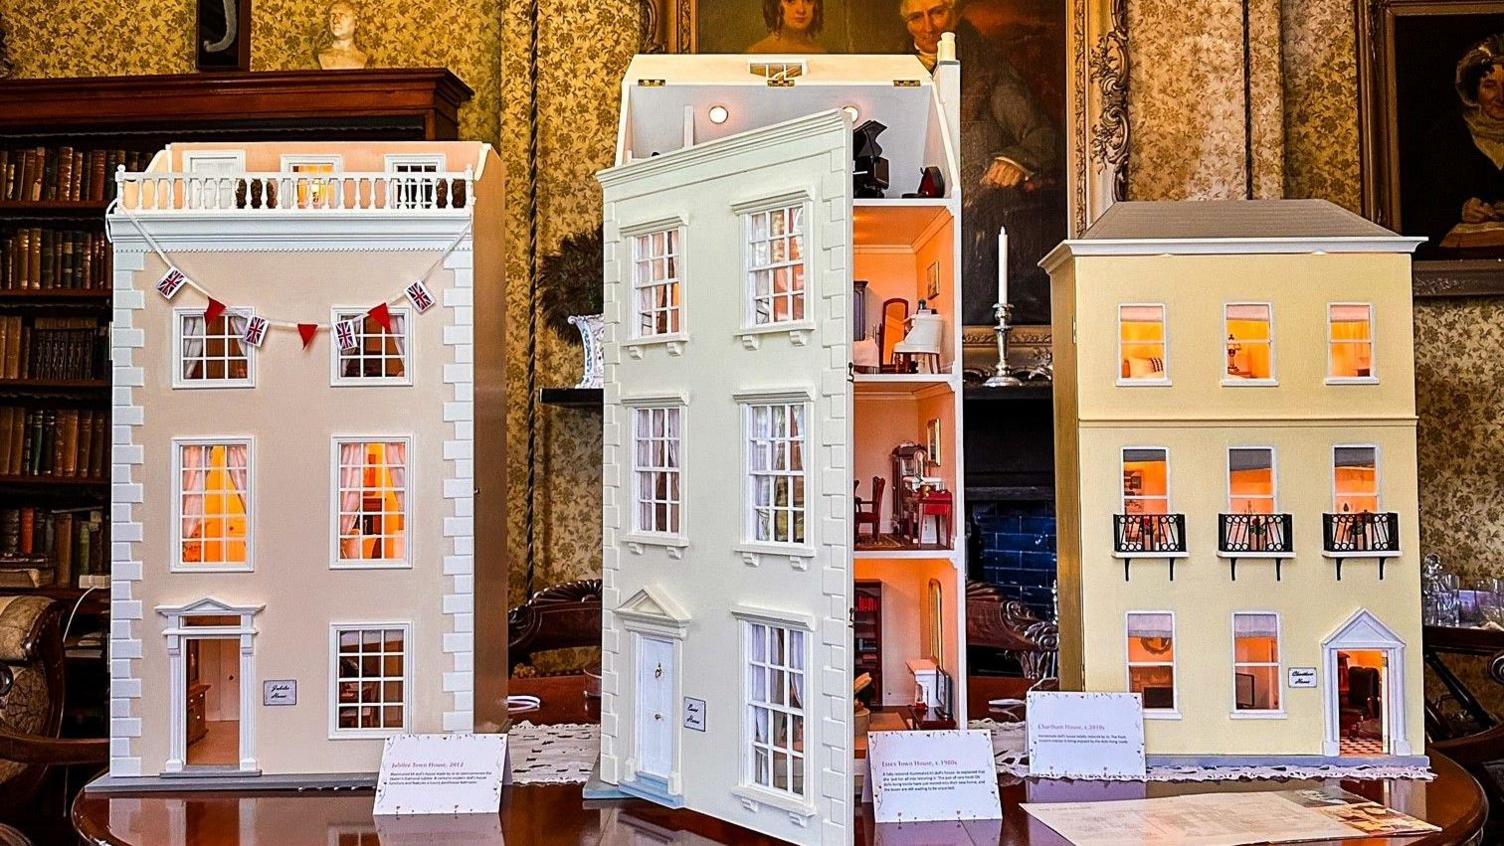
[2,0,503,149]
[4,0,1501,601]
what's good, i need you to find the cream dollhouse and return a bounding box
[98,141,508,788]
[1043,199,1427,765]
[595,51,967,843]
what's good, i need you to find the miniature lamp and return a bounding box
[853,120,890,199]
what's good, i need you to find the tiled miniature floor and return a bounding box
[1340,736,1387,756]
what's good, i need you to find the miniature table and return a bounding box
[73,677,1487,845]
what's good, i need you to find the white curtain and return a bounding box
[338,443,365,557]
[224,444,249,513]
[387,441,407,513]
[1127,613,1173,639]
[180,444,207,540]
[182,314,206,379]
[1233,613,1279,638]
[391,313,407,360]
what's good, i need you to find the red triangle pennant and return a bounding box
[204,298,226,323]
[298,323,319,349]
[368,302,394,332]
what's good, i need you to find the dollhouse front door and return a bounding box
[635,635,676,780]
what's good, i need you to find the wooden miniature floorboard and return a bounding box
[187,720,240,766]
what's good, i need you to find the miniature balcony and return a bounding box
[1217,513,1294,580]
[1113,513,1186,580]
[1323,511,1401,579]
[115,169,475,214]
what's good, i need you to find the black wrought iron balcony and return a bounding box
[1218,513,1294,580]
[1323,511,1401,579]
[1113,513,1186,580]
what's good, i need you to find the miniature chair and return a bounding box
[853,477,885,542]
[914,488,954,546]
[893,310,945,374]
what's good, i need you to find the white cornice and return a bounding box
[598,109,849,190]
[107,214,475,252]
[1039,235,1426,273]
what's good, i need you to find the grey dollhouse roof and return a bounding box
[1040,199,1424,271]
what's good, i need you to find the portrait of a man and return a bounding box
[688,0,1068,322]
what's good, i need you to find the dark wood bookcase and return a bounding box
[854,579,883,706]
[0,68,472,736]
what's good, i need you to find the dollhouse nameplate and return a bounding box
[374,733,510,816]
[865,730,1002,823]
[262,679,297,706]
[1027,692,1146,780]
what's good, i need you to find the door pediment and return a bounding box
[616,587,690,636]
[1323,608,1404,649]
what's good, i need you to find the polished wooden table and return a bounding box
[74,676,1487,846]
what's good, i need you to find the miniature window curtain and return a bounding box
[182,314,206,379]
[387,441,407,514]
[1128,613,1173,639]
[1330,305,1373,377]
[223,444,249,506]
[390,313,407,360]
[338,442,365,556]
[180,443,207,540]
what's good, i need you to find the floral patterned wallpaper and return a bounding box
[5,0,1498,598]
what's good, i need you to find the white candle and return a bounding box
[997,226,1009,310]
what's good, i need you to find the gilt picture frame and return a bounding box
[637,0,1127,349]
[1357,0,1504,296]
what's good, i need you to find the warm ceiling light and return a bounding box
[842,105,861,122]
[708,105,730,124]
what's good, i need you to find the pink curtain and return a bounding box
[224,444,249,512]
[180,444,207,540]
[338,442,365,558]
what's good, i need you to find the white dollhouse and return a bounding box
[596,51,967,844]
[97,141,507,788]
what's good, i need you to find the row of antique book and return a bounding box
[1,146,151,204]
[0,316,109,381]
[0,406,110,479]
[2,227,111,290]
[0,507,108,589]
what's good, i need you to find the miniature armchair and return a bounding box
[0,595,108,833]
[892,308,945,374]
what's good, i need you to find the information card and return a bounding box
[865,729,1001,824]
[1026,691,1146,779]
[373,733,510,817]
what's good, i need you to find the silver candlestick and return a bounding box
[984,301,1023,387]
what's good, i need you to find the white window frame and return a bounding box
[329,435,414,570]
[1222,301,1277,386]
[630,226,685,341]
[1230,611,1285,718]
[1120,446,1170,515]
[183,150,246,210]
[170,436,254,573]
[327,622,414,739]
[1331,443,1382,513]
[1326,302,1378,385]
[383,153,446,210]
[733,191,815,345]
[733,389,816,566]
[280,154,343,209]
[624,398,687,551]
[1226,446,1277,514]
[618,216,689,356]
[328,305,413,387]
[172,306,256,389]
[1125,610,1179,719]
[1116,303,1170,386]
[730,605,817,819]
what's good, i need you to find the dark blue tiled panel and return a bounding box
[971,501,1059,620]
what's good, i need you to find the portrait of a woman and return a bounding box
[746,0,826,53]
[1413,33,1504,251]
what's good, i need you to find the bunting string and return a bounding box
[106,197,473,344]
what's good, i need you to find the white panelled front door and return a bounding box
[635,635,675,779]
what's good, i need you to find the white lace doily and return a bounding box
[503,720,1434,785]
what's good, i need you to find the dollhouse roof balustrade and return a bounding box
[114,167,475,214]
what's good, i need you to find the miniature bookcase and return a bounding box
[1043,199,1427,765]
[597,53,966,844]
[101,141,507,788]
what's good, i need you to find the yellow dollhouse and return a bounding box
[1043,199,1427,765]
